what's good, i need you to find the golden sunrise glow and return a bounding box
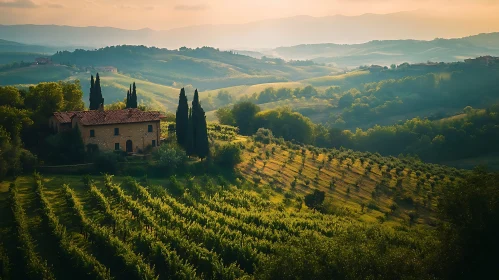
[0,0,498,31]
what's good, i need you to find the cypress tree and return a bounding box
[191,89,209,159]
[126,89,131,108]
[175,88,189,149]
[90,73,104,110]
[196,106,210,159]
[186,108,194,157]
[132,82,137,108]
[191,89,200,153]
[89,75,95,109]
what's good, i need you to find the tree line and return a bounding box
[217,101,499,165]
[0,81,85,179]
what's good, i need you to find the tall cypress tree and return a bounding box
[90,73,104,110]
[89,75,95,109]
[186,108,195,157]
[191,89,200,153]
[191,89,209,159]
[175,88,189,149]
[132,82,137,108]
[126,89,131,108]
[196,106,210,159]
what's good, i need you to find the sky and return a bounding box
[0,0,498,30]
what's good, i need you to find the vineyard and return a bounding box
[0,123,468,279]
[236,136,466,226]
[0,164,444,279]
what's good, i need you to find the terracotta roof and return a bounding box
[72,109,162,126]
[53,112,76,124]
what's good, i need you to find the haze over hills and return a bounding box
[2,32,499,69]
[1,10,498,49]
[237,33,499,67]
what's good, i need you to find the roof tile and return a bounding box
[56,109,161,126]
[53,112,76,124]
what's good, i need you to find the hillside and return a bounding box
[0,126,467,279]
[74,72,181,111]
[0,64,76,85]
[264,35,499,67]
[51,46,340,90]
[0,39,59,54]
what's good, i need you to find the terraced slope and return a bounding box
[0,158,451,279]
[236,138,464,226]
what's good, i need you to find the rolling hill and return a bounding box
[50,45,340,90]
[257,34,499,68]
[0,126,467,279]
[0,39,60,54]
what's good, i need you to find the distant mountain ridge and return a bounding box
[0,38,92,54]
[241,33,499,67]
[0,38,58,54]
[1,11,498,49]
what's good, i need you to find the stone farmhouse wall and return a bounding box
[73,118,160,153]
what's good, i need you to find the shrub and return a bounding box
[94,152,119,174]
[154,143,187,171]
[19,149,37,172]
[213,143,242,169]
[254,128,273,144]
[167,176,184,196]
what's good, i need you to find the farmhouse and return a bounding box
[50,108,162,153]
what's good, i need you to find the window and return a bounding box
[114,128,119,135]
[114,143,120,150]
[152,140,156,147]
[90,129,95,137]
[148,124,153,132]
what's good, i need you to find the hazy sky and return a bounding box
[1,0,498,30]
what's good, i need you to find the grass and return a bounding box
[200,81,307,99]
[303,70,370,87]
[0,64,74,85]
[72,72,181,111]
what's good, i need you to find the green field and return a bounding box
[0,64,75,85]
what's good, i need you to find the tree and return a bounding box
[185,108,194,157]
[44,124,85,164]
[176,88,189,149]
[304,190,325,212]
[438,167,499,279]
[126,84,131,109]
[0,106,32,146]
[215,107,235,126]
[0,86,23,107]
[60,80,84,111]
[131,82,137,108]
[24,82,64,125]
[89,75,95,109]
[191,89,200,152]
[190,89,209,159]
[0,127,19,180]
[89,73,104,110]
[196,106,210,159]
[231,101,261,135]
[254,107,315,144]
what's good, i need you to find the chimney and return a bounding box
[98,103,104,111]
